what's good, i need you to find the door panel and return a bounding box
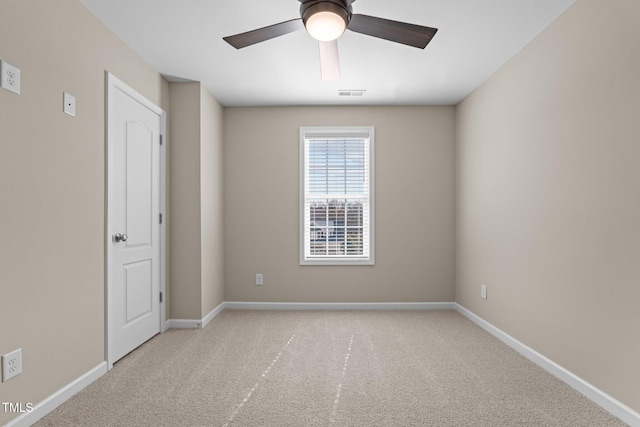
[125,122,153,247]
[124,260,153,323]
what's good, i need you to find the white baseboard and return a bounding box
[3,302,227,426]
[224,301,455,311]
[455,303,640,426]
[167,301,225,329]
[202,301,225,327]
[167,319,203,329]
[3,362,107,427]
[7,303,636,427]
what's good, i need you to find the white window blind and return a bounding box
[300,127,374,265]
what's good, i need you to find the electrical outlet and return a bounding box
[481,284,487,300]
[256,274,264,285]
[0,60,21,95]
[2,348,23,382]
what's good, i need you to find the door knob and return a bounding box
[113,233,128,243]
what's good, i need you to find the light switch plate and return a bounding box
[0,60,21,95]
[63,92,76,116]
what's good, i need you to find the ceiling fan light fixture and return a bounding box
[303,2,349,42]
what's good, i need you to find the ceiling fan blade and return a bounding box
[348,14,438,49]
[223,18,304,49]
[319,40,340,81]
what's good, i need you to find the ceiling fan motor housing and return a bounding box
[300,0,353,27]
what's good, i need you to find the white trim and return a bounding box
[8,303,635,427]
[455,304,640,426]
[167,319,204,329]
[159,113,167,333]
[224,301,455,311]
[3,362,107,427]
[167,302,226,329]
[299,126,375,266]
[202,302,226,327]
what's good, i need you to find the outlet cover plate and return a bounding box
[2,348,23,382]
[0,60,21,95]
[481,284,487,300]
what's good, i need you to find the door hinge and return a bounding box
[160,292,163,303]
[159,213,163,224]
[159,135,163,145]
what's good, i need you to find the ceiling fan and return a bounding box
[223,0,438,81]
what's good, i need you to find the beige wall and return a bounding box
[456,0,640,413]
[200,85,225,316]
[224,106,456,303]
[169,82,225,320]
[0,0,169,425]
[169,82,203,319]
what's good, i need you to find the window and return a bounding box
[300,126,374,265]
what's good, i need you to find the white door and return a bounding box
[107,73,165,367]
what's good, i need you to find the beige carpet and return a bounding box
[34,310,627,426]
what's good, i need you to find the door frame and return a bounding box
[105,72,167,370]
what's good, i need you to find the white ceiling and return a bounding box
[79,0,575,107]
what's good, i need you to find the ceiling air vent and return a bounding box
[338,90,366,97]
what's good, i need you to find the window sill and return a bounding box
[300,258,375,266]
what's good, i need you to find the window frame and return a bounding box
[299,126,375,266]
